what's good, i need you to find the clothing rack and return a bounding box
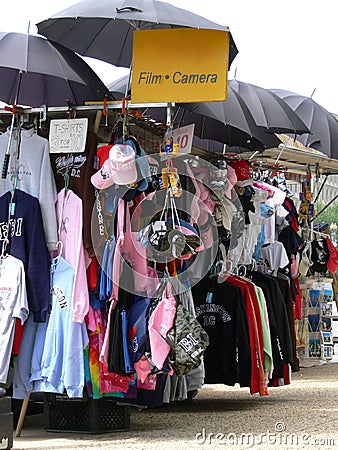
[0,102,173,150]
[0,101,173,117]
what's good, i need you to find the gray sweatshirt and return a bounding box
[0,127,58,250]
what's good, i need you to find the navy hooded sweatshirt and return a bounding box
[0,189,50,322]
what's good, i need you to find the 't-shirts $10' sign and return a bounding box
[49,118,88,153]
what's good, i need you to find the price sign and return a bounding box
[172,124,195,154]
[49,118,88,153]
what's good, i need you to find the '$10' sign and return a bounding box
[172,124,195,154]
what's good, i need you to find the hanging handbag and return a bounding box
[108,304,126,375]
[147,281,177,370]
[299,241,312,276]
[166,295,209,377]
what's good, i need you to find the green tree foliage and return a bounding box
[314,202,338,225]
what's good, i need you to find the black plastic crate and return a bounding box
[0,397,13,449]
[44,393,130,434]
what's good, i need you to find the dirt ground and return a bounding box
[11,360,338,450]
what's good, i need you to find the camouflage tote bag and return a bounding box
[166,303,209,377]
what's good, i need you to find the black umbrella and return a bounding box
[0,31,113,179]
[271,89,338,159]
[177,96,282,150]
[192,135,225,154]
[229,79,311,135]
[109,74,281,150]
[0,31,112,107]
[36,0,238,69]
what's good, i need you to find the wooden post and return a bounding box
[15,393,30,437]
[93,110,103,136]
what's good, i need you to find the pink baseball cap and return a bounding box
[91,144,137,189]
[90,158,114,189]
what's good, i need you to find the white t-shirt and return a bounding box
[260,241,289,274]
[264,188,286,244]
[0,255,28,384]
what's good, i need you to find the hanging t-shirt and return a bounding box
[227,275,266,395]
[260,241,289,274]
[0,127,58,250]
[240,187,268,265]
[262,185,286,245]
[276,277,300,372]
[278,225,303,256]
[310,239,330,274]
[0,189,51,322]
[50,131,98,257]
[253,285,273,382]
[56,188,90,323]
[32,256,89,398]
[282,197,299,233]
[249,271,294,380]
[0,255,28,384]
[192,276,251,388]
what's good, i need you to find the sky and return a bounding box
[1,0,337,113]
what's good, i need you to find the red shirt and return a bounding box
[227,275,267,396]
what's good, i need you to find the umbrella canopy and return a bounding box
[109,74,281,150]
[37,0,238,69]
[0,31,112,107]
[271,89,338,159]
[179,95,282,150]
[229,79,311,135]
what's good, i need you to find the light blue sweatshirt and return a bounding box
[31,256,89,398]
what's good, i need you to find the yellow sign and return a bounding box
[131,28,229,103]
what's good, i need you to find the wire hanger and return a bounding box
[217,258,233,283]
[53,240,63,264]
[11,173,18,192]
[236,264,247,278]
[251,258,257,271]
[64,172,70,191]
[66,100,76,120]
[312,229,329,239]
[57,175,70,242]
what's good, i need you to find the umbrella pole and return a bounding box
[1,70,23,179]
[1,113,15,179]
[124,65,132,99]
[313,174,328,204]
[274,136,293,165]
[166,103,173,128]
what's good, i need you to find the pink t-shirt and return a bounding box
[56,188,90,323]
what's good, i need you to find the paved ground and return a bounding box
[11,358,338,450]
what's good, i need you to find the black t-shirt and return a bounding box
[278,225,303,256]
[248,271,294,379]
[276,277,300,372]
[310,239,330,274]
[192,276,251,387]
